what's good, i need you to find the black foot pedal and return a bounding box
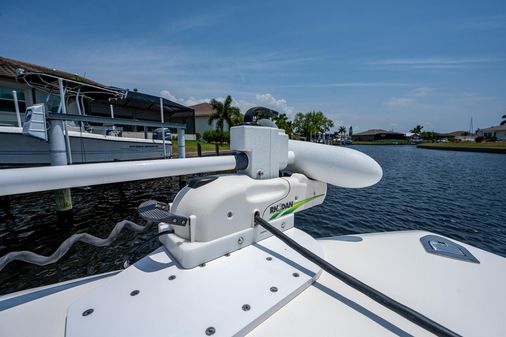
[137,200,189,226]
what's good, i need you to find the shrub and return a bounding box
[202,130,217,143]
[475,136,483,143]
[202,130,230,143]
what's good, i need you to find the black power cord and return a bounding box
[123,229,174,268]
[254,215,461,337]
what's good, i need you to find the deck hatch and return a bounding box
[420,235,479,263]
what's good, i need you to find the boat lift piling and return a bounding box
[12,90,22,127]
[109,104,115,130]
[159,97,167,159]
[177,117,187,187]
[50,79,73,221]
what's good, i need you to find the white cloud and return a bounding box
[409,87,432,97]
[160,89,210,107]
[160,90,179,102]
[383,87,431,109]
[369,57,505,69]
[160,91,297,117]
[255,93,294,115]
[384,97,415,108]
[278,82,412,88]
[455,15,506,32]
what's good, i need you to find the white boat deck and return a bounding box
[1,230,505,337]
[249,230,506,336]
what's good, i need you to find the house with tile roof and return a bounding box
[476,125,506,140]
[0,56,195,134]
[189,102,230,135]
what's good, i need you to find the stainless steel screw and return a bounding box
[238,236,244,244]
[281,222,286,229]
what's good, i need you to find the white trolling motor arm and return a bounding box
[139,107,383,268]
[0,106,382,270]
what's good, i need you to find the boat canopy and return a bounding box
[15,69,124,101]
[110,90,193,115]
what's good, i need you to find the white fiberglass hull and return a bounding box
[0,230,505,337]
[0,126,172,165]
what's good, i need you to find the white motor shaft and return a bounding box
[287,140,383,188]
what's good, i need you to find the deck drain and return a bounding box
[242,304,251,311]
[130,290,140,296]
[168,275,176,280]
[205,327,216,335]
[270,286,278,293]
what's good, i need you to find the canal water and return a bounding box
[1,145,505,295]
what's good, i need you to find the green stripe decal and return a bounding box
[269,194,324,220]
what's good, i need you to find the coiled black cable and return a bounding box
[254,215,461,337]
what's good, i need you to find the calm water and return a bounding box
[1,145,505,295]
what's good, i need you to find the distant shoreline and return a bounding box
[417,142,506,154]
[352,140,411,145]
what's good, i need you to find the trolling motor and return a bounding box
[1,107,458,337]
[133,110,458,336]
[0,106,382,271]
[137,107,382,268]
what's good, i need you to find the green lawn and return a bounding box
[172,140,230,156]
[417,142,506,153]
[353,139,411,145]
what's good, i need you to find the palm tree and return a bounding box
[501,114,506,126]
[209,95,241,135]
[338,126,346,138]
[410,125,424,137]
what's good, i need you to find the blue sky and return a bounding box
[1,0,505,132]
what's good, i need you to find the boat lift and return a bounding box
[16,70,189,162]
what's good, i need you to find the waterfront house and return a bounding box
[189,102,229,136]
[352,129,406,142]
[0,56,195,136]
[447,131,475,142]
[476,125,506,140]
